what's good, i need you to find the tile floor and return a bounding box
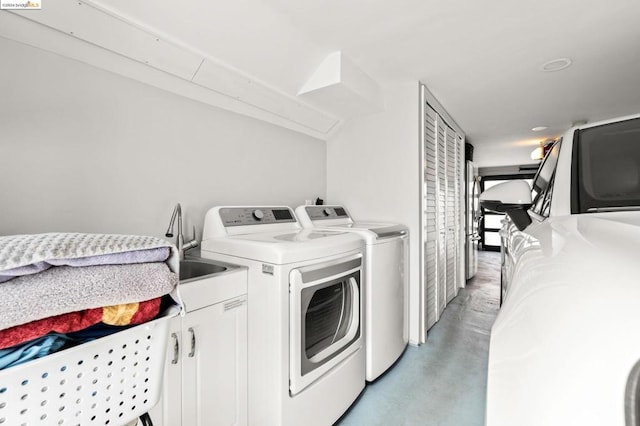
[337,251,501,426]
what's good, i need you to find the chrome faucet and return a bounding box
[165,203,199,260]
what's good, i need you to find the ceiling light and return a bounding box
[530,143,544,161]
[530,139,555,161]
[539,58,572,72]
[531,126,548,132]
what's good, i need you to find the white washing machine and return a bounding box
[296,205,409,382]
[200,206,365,426]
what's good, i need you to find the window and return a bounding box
[572,117,640,213]
[480,176,533,250]
[531,139,562,217]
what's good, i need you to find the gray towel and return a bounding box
[0,247,170,283]
[0,233,173,270]
[0,233,173,282]
[0,262,178,330]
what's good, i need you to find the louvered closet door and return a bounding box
[455,134,464,292]
[423,105,439,331]
[445,126,458,304]
[436,116,447,315]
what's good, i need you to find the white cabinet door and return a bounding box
[148,316,183,426]
[148,295,248,426]
[181,296,248,426]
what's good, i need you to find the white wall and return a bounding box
[473,141,542,168]
[0,38,326,239]
[326,81,421,343]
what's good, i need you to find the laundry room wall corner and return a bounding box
[326,80,422,345]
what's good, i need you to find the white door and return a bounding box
[421,99,466,335]
[423,104,439,332]
[445,125,458,304]
[289,254,362,395]
[182,296,248,426]
[436,113,448,316]
[148,316,183,426]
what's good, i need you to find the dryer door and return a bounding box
[289,254,362,395]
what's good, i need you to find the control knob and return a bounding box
[323,208,332,216]
[253,209,265,220]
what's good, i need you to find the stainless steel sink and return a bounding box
[179,258,229,281]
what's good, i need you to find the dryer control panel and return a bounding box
[303,206,350,221]
[219,207,296,226]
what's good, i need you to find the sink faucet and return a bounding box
[165,203,199,260]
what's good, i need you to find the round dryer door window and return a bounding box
[288,254,363,395]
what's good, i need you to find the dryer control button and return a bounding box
[323,208,332,216]
[253,209,265,220]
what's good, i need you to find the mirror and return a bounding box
[480,180,533,230]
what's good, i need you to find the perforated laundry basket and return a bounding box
[0,306,178,426]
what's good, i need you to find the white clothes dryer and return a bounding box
[200,206,365,426]
[296,205,409,382]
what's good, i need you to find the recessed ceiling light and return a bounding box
[531,126,548,132]
[539,58,572,72]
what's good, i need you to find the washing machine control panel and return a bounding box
[304,206,350,221]
[253,209,265,220]
[220,207,296,226]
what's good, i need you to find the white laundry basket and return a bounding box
[0,306,178,426]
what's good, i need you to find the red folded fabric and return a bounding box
[0,298,161,350]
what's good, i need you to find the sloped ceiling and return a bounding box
[3,0,640,162]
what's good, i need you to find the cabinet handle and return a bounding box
[188,327,196,358]
[170,332,179,364]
